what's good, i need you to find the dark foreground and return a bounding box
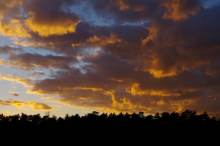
[0,110,219,131]
[0,110,219,143]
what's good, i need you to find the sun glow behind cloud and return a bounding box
[0,0,220,117]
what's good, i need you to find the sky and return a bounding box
[0,0,220,117]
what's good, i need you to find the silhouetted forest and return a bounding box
[0,110,219,132]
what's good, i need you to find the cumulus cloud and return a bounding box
[1,0,220,116]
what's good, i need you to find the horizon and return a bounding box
[1,0,220,117]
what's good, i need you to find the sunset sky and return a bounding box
[0,0,220,117]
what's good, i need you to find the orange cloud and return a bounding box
[1,0,220,116]
[127,83,179,97]
[143,54,177,78]
[116,0,129,11]
[0,75,31,87]
[148,69,177,78]
[26,15,79,37]
[163,0,201,21]
[111,96,150,113]
[0,100,52,111]
[0,19,30,38]
[142,25,159,46]
[88,34,121,46]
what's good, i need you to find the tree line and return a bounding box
[0,110,219,131]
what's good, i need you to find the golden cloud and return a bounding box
[163,0,201,21]
[0,100,52,111]
[1,0,220,116]
[127,83,179,97]
[111,96,150,113]
[26,16,79,37]
[0,19,30,38]
[0,75,31,87]
[88,34,121,46]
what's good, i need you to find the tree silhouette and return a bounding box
[0,110,218,132]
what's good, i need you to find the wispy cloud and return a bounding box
[0,100,52,110]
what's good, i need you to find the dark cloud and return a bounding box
[143,5,220,75]
[9,53,75,70]
[162,0,202,21]
[1,0,220,115]
[12,93,19,97]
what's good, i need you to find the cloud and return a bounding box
[9,53,74,70]
[162,0,202,21]
[0,100,52,110]
[0,0,30,38]
[1,0,220,115]
[0,19,30,38]
[143,5,220,77]
[11,92,19,96]
[25,18,79,37]
[0,74,31,87]
[0,0,80,38]
[23,0,80,37]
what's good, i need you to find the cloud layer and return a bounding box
[0,100,52,111]
[1,0,220,115]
